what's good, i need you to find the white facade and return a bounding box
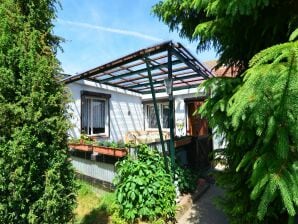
[142,88,205,136]
[67,80,143,142]
[66,80,223,149]
[71,156,115,183]
[67,80,223,185]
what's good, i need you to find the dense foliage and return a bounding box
[153,0,298,223]
[200,33,298,223]
[153,0,298,70]
[175,164,197,193]
[0,0,76,223]
[113,145,176,222]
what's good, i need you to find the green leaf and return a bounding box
[289,28,298,41]
[117,192,123,203]
[113,144,176,221]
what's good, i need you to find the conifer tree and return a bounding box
[0,1,76,223]
[153,0,298,223]
[199,33,298,223]
[153,0,298,71]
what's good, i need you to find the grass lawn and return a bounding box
[74,180,174,224]
[75,181,111,224]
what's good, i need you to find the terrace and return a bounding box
[63,41,213,179]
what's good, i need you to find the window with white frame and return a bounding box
[145,103,169,129]
[81,91,110,136]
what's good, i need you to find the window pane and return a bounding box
[148,105,158,128]
[82,98,91,134]
[162,104,169,128]
[82,97,106,135]
[92,99,105,134]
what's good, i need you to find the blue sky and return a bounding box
[54,0,217,75]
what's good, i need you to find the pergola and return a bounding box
[63,41,213,173]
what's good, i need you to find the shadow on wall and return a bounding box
[126,101,141,131]
[68,89,82,139]
[110,100,143,142]
[110,102,122,141]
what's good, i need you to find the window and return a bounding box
[162,104,169,128]
[81,91,110,136]
[145,103,169,129]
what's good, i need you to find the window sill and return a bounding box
[145,128,170,131]
[86,133,109,138]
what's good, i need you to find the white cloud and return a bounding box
[57,19,163,42]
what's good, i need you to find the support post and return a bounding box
[168,48,176,177]
[145,58,169,171]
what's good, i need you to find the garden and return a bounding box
[0,0,297,224]
[68,135,127,157]
[74,144,204,224]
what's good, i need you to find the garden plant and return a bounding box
[153,0,298,223]
[113,144,176,223]
[0,1,76,223]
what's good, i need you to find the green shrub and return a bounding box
[117,140,126,148]
[113,144,176,222]
[102,140,112,147]
[98,193,126,224]
[0,1,76,223]
[175,165,198,193]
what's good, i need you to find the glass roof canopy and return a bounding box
[62,41,213,94]
[62,41,213,174]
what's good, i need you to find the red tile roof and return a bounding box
[203,60,239,77]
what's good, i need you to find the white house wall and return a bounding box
[71,156,115,183]
[67,81,223,149]
[174,94,192,136]
[67,80,143,142]
[142,88,205,136]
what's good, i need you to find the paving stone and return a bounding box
[177,185,228,224]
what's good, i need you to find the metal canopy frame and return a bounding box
[63,41,213,174]
[63,41,212,93]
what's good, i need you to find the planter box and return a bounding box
[93,146,127,157]
[68,142,127,157]
[174,136,192,148]
[68,143,93,152]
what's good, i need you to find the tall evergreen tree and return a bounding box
[153,1,298,223]
[198,35,298,223]
[0,1,76,223]
[153,0,298,71]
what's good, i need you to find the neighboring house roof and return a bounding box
[62,41,213,94]
[59,73,72,79]
[203,60,239,77]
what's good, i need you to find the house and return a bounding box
[203,60,240,77]
[63,41,215,189]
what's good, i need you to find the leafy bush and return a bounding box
[113,144,176,222]
[68,134,94,145]
[117,140,126,148]
[175,164,198,193]
[80,134,93,142]
[93,140,126,148]
[99,193,126,224]
[110,141,118,148]
[102,140,112,147]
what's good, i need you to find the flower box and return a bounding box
[93,145,127,157]
[68,143,93,152]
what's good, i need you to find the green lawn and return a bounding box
[75,181,111,224]
[74,180,171,224]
